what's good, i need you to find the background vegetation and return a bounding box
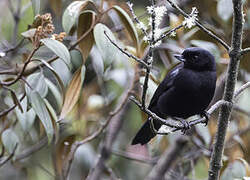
[0,0,250,180]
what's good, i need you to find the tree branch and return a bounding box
[208,0,244,179]
[165,0,230,51]
[145,137,188,180]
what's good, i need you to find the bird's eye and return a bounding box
[193,55,198,60]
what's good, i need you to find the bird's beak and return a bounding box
[174,54,186,62]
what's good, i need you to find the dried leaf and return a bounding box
[59,65,86,120]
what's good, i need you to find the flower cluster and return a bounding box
[182,7,198,29]
[51,32,67,42]
[29,13,66,48]
[146,5,167,47]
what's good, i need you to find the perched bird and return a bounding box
[132,47,217,145]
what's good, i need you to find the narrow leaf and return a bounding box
[32,59,65,98]
[30,91,54,143]
[41,38,72,70]
[77,10,96,60]
[45,78,63,109]
[1,129,19,154]
[25,72,48,98]
[90,46,104,77]
[113,5,139,52]
[62,0,96,34]
[94,23,121,66]
[21,28,36,38]
[59,65,86,119]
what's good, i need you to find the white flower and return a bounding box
[126,1,133,9]
[154,6,167,27]
[170,31,176,37]
[182,7,198,29]
[146,6,154,14]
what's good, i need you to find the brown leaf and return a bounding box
[77,11,96,61]
[59,66,86,120]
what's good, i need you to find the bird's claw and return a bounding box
[173,117,190,134]
[201,111,210,126]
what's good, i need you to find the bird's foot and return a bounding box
[173,117,190,134]
[201,111,210,126]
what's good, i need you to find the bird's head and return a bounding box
[174,47,216,71]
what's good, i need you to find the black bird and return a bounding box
[132,47,217,145]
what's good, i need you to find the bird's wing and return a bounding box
[148,63,183,111]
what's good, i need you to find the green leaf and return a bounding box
[94,23,122,66]
[221,160,246,180]
[32,59,65,98]
[90,46,104,77]
[44,99,59,143]
[21,28,36,38]
[62,0,94,34]
[70,49,83,70]
[1,129,19,154]
[25,72,48,98]
[15,96,36,131]
[31,0,40,15]
[59,65,86,120]
[45,78,63,109]
[77,10,95,60]
[41,38,71,70]
[112,5,139,52]
[30,91,54,144]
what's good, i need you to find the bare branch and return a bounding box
[0,143,18,167]
[240,47,250,55]
[0,47,39,86]
[165,0,230,51]
[208,0,244,179]
[104,31,149,68]
[234,82,250,99]
[0,92,26,118]
[111,149,157,165]
[130,96,232,132]
[127,1,149,38]
[15,137,48,161]
[146,137,188,180]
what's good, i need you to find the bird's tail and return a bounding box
[131,119,161,145]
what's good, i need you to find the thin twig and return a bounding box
[0,143,18,167]
[0,92,26,118]
[127,1,149,38]
[233,81,250,99]
[240,47,250,55]
[0,47,39,86]
[154,24,183,43]
[15,137,48,161]
[130,96,232,132]
[165,0,230,51]
[104,31,149,68]
[111,149,157,165]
